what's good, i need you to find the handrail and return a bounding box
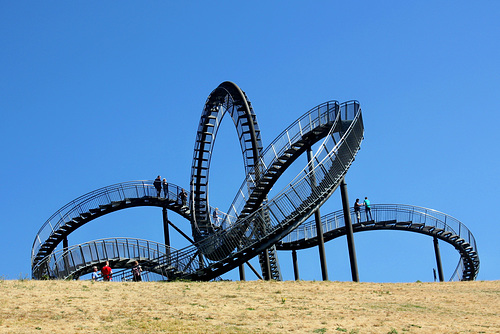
[223,100,340,226]
[282,204,474,247]
[31,181,190,266]
[151,100,363,280]
[32,237,173,280]
[280,204,479,281]
[190,81,263,234]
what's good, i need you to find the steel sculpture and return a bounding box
[31,82,479,281]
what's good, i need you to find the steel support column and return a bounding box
[433,236,444,282]
[340,177,359,282]
[162,207,170,248]
[307,148,328,281]
[262,250,271,280]
[292,249,300,281]
[62,237,69,276]
[239,264,246,281]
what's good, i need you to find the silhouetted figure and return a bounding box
[162,178,168,198]
[179,188,187,208]
[364,196,372,221]
[212,207,220,226]
[354,198,362,223]
[153,176,162,197]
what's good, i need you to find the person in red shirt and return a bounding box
[101,261,112,281]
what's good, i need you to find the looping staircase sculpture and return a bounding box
[31,81,479,281]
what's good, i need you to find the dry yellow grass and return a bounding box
[0,279,498,334]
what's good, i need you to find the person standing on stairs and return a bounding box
[162,178,168,198]
[212,207,220,228]
[354,198,363,223]
[364,196,373,221]
[154,175,162,197]
[179,188,187,208]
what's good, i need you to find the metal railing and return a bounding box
[223,101,340,227]
[190,82,263,231]
[152,101,364,278]
[31,181,189,266]
[32,238,172,280]
[280,204,479,281]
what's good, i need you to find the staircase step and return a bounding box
[73,216,83,223]
[421,225,435,232]
[433,228,444,235]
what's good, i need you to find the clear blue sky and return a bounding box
[1,2,498,282]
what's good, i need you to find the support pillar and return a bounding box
[263,250,271,280]
[62,237,69,277]
[292,249,300,281]
[433,236,444,282]
[239,264,246,281]
[307,148,328,281]
[162,207,170,248]
[340,177,359,282]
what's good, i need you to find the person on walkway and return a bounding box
[101,261,112,281]
[364,196,373,221]
[131,261,142,282]
[179,188,187,208]
[354,198,363,223]
[153,176,162,197]
[212,207,220,227]
[91,266,99,282]
[162,178,168,198]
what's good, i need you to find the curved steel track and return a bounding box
[31,82,479,281]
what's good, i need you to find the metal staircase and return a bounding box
[32,238,173,280]
[31,181,192,272]
[277,204,479,281]
[31,81,480,283]
[191,82,263,239]
[148,100,364,281]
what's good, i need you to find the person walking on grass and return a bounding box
[91,266,99,282]
[131,261,142,282]
[101,261,112,281]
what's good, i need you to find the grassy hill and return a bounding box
[0,279,498,333]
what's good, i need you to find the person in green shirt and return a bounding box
[364,197,373,221]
